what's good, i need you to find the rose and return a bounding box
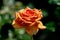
[12,7,46,35]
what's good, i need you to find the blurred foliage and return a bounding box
[48,0,60,5]
[45,21,55,32]
[0,0,60,40]
[27,3,34,8]
[54,6,60,20]
[42,9,48,18]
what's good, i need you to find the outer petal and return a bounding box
[26,22,39,35]
[37,21,46,29]
[12,20,23,28]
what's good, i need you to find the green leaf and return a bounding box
[45,22,55,32]
[15,28,33,40]
[22,34,33,40]
[42,9,48,18]
[27,3,34,8]
[54,6,60,20]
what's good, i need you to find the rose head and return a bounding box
[12,7,46,35]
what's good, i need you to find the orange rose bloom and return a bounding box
[12,7,46,35]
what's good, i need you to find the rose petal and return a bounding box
[37,21,46,29]
[26,25,39,35]
[12,20,23,28]
[18,13,32,23]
